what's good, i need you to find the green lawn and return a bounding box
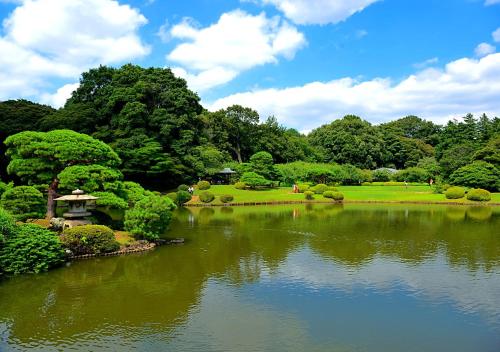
[188,185,500,205]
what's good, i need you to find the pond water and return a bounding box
[1,204,500,352]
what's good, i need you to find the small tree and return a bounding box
[239,172,271,189]
[449,161,499,191]
[5,130,120,219]
[249,151,278,180]
[0,186,46,221]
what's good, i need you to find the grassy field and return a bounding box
[188,185,500,205]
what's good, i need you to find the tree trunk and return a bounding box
[234,144,243,163]
[46,178,59,220]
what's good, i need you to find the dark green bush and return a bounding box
[239,172,271,188]
[92,191,128,210]
[199,191,215,203]
[234,182,246,190]
[466,189,491,202]
[0,224,65,274]
[297,184,310,193]
[61,225,120,255]
[220,194,234,203]
[304,191,314,200]
[124,195,176,241]
[0,207,16,243]
[311,184,328,194]
[0,186,46,221]
[445,186,465,199]
[449,161,499,192]
[393,167,429,183]
[372,169,392,182]
[175,190,192,206]
[197,180,211,190]
[177,184,189,192]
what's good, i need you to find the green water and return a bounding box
[1,204,499,352]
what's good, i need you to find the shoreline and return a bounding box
[186,200,500,207]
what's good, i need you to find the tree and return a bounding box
[239,172,271,188]
[449,161,499,191]
[249,151,278,180]
[380,115,441,146]
[0,186,46,221]
[5,130,120,219]
[473,135,500,167]
[439,143,475,179]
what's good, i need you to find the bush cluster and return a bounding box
[234,182,246,190]
[304,191,314,200]
[61,225,120,255]
[239,172,271,188]
[175,190,192,206]
[311,184,328,194]
[197,180,211,190]
[0,186,46,221]
[177,184,189,192]
[466,189,491,202]
[323,191,344,201]
[297,184,310,193]
[220,194,234,203]
[199,191,215,203]
[445,186,465,199]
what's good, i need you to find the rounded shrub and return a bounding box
[61,225,120,255]
[466,189,491,202]
[330,192,344,201]
[327,186,339,192]
[297,184,310,193]
[304,191,314,200]
[166,192,177,202]
[311,184,328,194]
[220,194,234,203]
[177,184,189,192]
[0,186,46,221]
[197,180,211,190]
[0,224,65,274]
[199,191,215,203]
[175,190,192,206]
[235,182,246,190]
[445,186,465,199]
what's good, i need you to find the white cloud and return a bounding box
[40,82,79,108]
[475,42,496,57]
[413,57,439,69]
[209,53,500,131]
[493,28,500,42]
[258,0,379,25]
[0,0,149,104]
[485,0,500,5]
[167,10,306,92]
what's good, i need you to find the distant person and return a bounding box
[429,178,434,187]
[188,186,194,194]
[293,183,298,193]
[404,180,408,189]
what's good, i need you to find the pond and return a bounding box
[1,204,499,351]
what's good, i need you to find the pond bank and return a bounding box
[186,200,500,207]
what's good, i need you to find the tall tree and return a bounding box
[5,130,120,219]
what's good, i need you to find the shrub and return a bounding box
[311,184,328,194]
[0,186,46,221]
[220,194,234,203]
[393,167,429,183]
[327,186,339,192]
[177,184,189,192]
[324,191,344,201]
[234,182,246,190]
[124,195,176,241]
[249,151,278,180]
[340,164,364,185]
[166,192,177,202]
[239,172,271,188]
[121,181,152,206]
[199,191,215,203]
[323,191,334,198]
[445,186,465,199]
[197,180,211,190]
[466,189,491,202]
[175,190,192,206]
[0,224,65,274]
[304,191,314,200]
[372,169,392,182]
[92,191,128,210]
[61,225,119,255]
[297,184,310,193]
[449,161,499,192]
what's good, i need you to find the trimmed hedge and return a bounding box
[304,191,314,200]
[197,180,211,190]
[220,194,234,203]
[324,191,344,201]
[175,190,192,206]
[199,191,215,203]
[297,184,310,193]
[445,186,465,199]
[466,189,491,202]
[177,184,189,192]
[61,225,120,255]
[234,182,246,190]
[311,184,328,194]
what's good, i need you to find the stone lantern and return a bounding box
[54,189,99,229]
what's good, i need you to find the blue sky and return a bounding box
[1,0,499,131]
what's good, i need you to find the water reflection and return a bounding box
[0,204,499,351]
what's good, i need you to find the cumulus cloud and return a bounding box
[475,43,496,57]
[209,53,500,131]
[167,10,306,92]
[0,0,149,103]
[493,28,500,42]
[258,0,379,25]
[40,83,80,108]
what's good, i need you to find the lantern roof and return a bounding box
[55,189,99,201]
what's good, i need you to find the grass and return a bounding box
[188,185,500,205]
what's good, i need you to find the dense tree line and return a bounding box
[0,64,499,191]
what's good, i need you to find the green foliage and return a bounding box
[473,135,500,167]
[393,167,429,183]
[416,157,441,178]
[121,181,152,206]
[297,184,310,193]
[439,143,476,179]
[311,184,328,194]
[166,192,177,202]
[175,190,192,206]
[58,164,123,193]
[199,191,215,203]
[220,194,234,203]
[372,169,392,182]
[466,189,491,202]
[239,172,271,188]
[304,191,314,200]
[0,208,16,244]
[445,186,465,199]
[177,184,189,192]
[340,164,364,185]
[234,182,246,190]
[124,195,176,241]
[0,186,46,221]
[91,192,128,210]
[61,225,120,255]
[449,161,499,191]
[249,151,278,180]
[324,191,344,201]
[197,180,211,190]
[0,224,64,274]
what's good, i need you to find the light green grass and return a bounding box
[189,185,500,205]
